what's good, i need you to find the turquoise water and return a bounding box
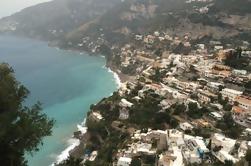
[0,35,117,166]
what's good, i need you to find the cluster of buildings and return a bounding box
[79,3,251,164]
[116,129,251,166]
[113,37,251,165]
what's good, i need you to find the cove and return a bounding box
[0,35,118,166]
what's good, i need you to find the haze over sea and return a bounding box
[0,35,118,166]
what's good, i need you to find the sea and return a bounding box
[0,35,118,166]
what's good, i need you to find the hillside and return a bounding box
[0,0,119,40]
[61,0,251,49]
[0,0,251,56]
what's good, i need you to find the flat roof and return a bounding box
[210,112,223,118]
[222,88,243,94]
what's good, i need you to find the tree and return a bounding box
[245,149,251,164]
[245,80,251,94]
[173,103,186,115]
[224,104,233,112]
[224,160,233,166]
[245,80,251,89]
[216,112,242,139]
[187,102,202,119]
[207,139,212,150]
[170,118,179,128]
[0,63,54,166]
[131,158,141,166]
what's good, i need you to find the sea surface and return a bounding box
[0,35,118,166]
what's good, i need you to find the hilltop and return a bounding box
[1,0,251,49]
[0,0,119,41]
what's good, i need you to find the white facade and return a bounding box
[236,97,251,111]
[221,88,243,102]
[210,112,223,120]
[120,99,133,108]
[180,122,194,131]
[117,157,132,166]
[119,108,129,120]
[211,133,238,163]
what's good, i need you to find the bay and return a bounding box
[0,35,117,166]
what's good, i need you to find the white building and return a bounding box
[120,99,133,108]
[119,108,129,120]
[90,112,103,122]
[180,122,194,131]
[117,157,132,166]
[235,96,251,112]
[167,129,185,146]
[221,88,243,102]
[211,133,238,163]
[233,69,247,76]
[210,112,223,120]
[158,147,185,166]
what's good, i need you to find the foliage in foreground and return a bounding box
[0,63,54,166]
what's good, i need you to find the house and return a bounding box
[210,112,223,120]
[167,129,185,146]
[90,112,103,122]
[232,106,246,116]
[159,147,185,166]
[135,142,156,155]
[214,45,224,51]
[206,82,224,93]
[238,141,249,158]
[216,150,238,163]
[193,119,211,128]
[117,157,132,166]
[183,135,209,163]
[216,49,234,62]
[119,83,130,96]
[160,99,176,110]
[233,69,247,76]
[196,44,205,50]
[89,151,98,161]
[244,128,251,136]
[158,153,178,166]
[221,88,243,102]
[211,133,238,163]
[120,99,133,108]
[154,31,160,37]
[197,90,217,104]
[235,96,251,112]
[135,35,143,40]
[180,122,194,131]
[144,35,155,44]
[210,103,223,110]
[212,70,231,78]
[119,108,130,120]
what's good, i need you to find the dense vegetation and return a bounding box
[224,48,251,71]
[0,63,54,166]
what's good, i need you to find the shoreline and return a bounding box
[2,34,131,165]
[51,52,130,164]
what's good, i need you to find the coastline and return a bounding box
[3,34,131,165]
[52,59,129,165]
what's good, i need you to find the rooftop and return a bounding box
[222,88,243,95]
[236,96,251,105]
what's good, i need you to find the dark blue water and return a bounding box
[0,35,117,166]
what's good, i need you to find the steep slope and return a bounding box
[0,0,120,40]
[62,0,251,49]
[0,0,250,50]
